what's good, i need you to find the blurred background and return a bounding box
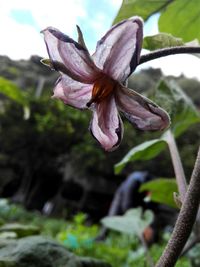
[0,1,200,266]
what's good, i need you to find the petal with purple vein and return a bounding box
[42,27,100,83]
[90,96,123,151]
[53,75,93,109]
[115,86,170,130]
[93,17,143,83]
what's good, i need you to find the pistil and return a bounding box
[87,74,118,107]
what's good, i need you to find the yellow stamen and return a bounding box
[87,74,118,107]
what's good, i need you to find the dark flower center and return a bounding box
[87,74,118,107]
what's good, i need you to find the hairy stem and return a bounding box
[165,130,187,202]
[155,147,200,267]
[139,46,200,66]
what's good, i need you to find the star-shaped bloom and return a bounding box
[42,17,170,151]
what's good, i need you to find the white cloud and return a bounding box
[109,0,122,7]
[141,13,200,80]
[0,0,87,30]
[143,13,159,36]
[0,15,44,59]
[0,0,87,59]
[0,0,199,80]
[138,53,200,79]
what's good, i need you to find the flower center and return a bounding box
[87,74,118,107]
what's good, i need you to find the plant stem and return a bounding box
[139,234,154,267]
[139,46,200,66]
[165,130,187,202]
[181,236,200,256]
[155,147,200,267]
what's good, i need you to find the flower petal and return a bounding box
[115,86,170,130]
[93,17,143,83]
[90,96,123,151]
[53,75,92,109]
[42,27,100,83]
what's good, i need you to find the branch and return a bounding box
[165,130,187,202]
[155,147,200,267]
[139,46,200,66]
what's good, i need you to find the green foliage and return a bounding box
[113,0,173,24]
[114,0,200,52]
[0,199,67,238]
[7,66,20,76]
[149,244,190,267]
[57,213,98,250]
[0,231,17,239]
[0,93,117,205]
[115,138,167,174]
[0,77,28,106]
[188,243,200,266]
[1,3,200,263]
[0,201,191,267]
[57,212,142,267]
[143,33,184,50]
[115,78,200,174]
[153,79,200,137]
[101,208,153,237]
[0,87,129,193]
[140,178,178,208]
[0,77,30,119]
[57,217,132,266]
[0,202,137,266]
[159,0,200,42]
[0,223,40,238]
[0,199,33,223]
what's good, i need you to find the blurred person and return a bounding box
[96,171,177,245]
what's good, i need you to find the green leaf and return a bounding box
[0,231,17,239]
[153,79,200,137]
[0,77,28,106]
[159,0,200,42]
[113,0,173,24]
[0,77,30,119]
[143,33,184,50]
[139,178,178,208]
[0,223,40,238]
[114,139,167,174]
[101,208,153,237]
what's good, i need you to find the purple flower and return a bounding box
[42,17,170,151]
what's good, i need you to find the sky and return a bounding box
[0,0,200,79]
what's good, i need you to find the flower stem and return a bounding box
[165,130,187,202]
[155,147,200,267]
[139,46,200,66]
